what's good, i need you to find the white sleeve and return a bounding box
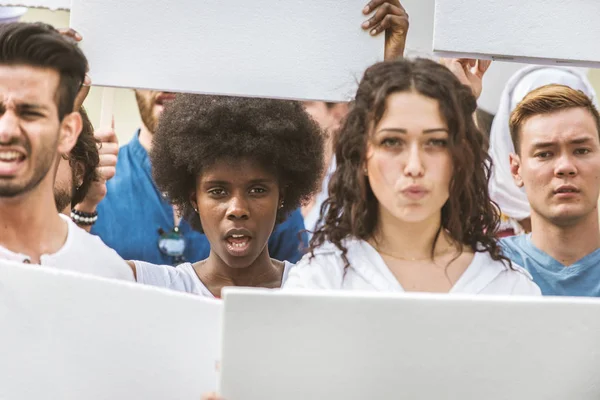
[282,252,344,290]
[133,261,199,294]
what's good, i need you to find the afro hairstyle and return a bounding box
[150,94,325,233]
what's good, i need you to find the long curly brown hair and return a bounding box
[310,58,508,268]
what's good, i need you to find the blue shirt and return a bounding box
[501,234,600,297]
[91,132,308,265]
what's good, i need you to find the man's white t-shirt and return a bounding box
[134,259,294,298]
[0,214,134,281]
[284,238,541,295]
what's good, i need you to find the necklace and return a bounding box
[375,245,455,262]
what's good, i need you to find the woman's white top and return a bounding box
[134,260,294,298]
[283,239,541,295]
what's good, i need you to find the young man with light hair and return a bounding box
[501,84,600,296]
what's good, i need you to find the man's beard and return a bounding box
[0,136,56,198]
[135,91,159,133]
[54,183,74,213]
[54,158,81,213]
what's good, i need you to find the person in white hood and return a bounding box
[488,66,597,236]
[283,58,540,296]
[0,6,26,24]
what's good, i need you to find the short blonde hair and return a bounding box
[509,84,600,153]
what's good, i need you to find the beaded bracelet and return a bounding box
[71,208,98,226]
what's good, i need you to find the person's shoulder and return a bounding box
[309,239,342,255]
[283,238,363,290]
[69,218,116,252]
[283,241,348,290]
[305,237,370,259]
[505,262,541,295]
[499,234,527,251]
[64,219,134,280]
[475,251,540,295]
[476,250,531,277]
[135,260,202,294]
[499,234,529,265]
[174,262,213,296]
[298,241,346,269]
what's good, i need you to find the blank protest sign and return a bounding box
[0,260,222,400]
[433,0,600,67]
[401,0,435,58]
[0,0,69,9]
[220,288,600,400]
[69,0,383,102]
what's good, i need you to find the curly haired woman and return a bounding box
[284,58,541,295]
[130,94,324,298]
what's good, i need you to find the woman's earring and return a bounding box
[279,200,284,209]
[363,167,368,175]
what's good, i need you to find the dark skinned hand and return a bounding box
[361,0,409,61]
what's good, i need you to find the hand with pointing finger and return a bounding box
[361,0,409,61]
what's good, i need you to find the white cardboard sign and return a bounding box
[392,0,527,114]
[401,0,435,59]
[0,0,69,10]
[69,0,383,102]
[220,288,600,400]
[0,260,222,400]
[433,0,600,68]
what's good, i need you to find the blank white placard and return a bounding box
[433,0,600,68]
[69,0,383,102]
[0,0,69,10]
[401,0,435,58]
[0,260,222,400]
[220,288,600,400]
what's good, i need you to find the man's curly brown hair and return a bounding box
[150,94,325,233]
[310,58,510,268]
[68,106,99,206]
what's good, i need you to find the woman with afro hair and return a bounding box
[129,94,324,298]
[283,58,541,295]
